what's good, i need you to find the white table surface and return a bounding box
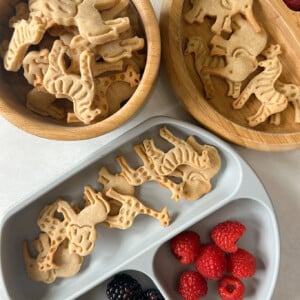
[0,1,299,299]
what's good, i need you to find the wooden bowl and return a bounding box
[0,0,160,140]
[160,0,300,151]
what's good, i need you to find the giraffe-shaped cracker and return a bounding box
[23,234,84,283]
[101,188,170,229]
[23,233,56,284]
[117,144,184,201]
[143,127,211,176]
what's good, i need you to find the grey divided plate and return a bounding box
[0,116,280,300]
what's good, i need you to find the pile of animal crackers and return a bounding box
[184,0,300,127]
[23,127,221,283]
[0,0,146,124]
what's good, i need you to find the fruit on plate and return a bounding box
[227,248,257,278]
[211,220,246,253]
[218,276,245,300]
[106,273,144,300]
[195,244,227,280]
[170,220,258,299]
[170,230,201,264]
[178,270,208,300]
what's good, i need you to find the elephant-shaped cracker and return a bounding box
[101,188,170,229]
[232,44,288,127]
[23,234,83,284]
[170,136,221,200]
[184,0,260,35]
[4,0,130,71]
[37,186,110,271]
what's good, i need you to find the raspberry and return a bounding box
[282,0,300,11]
[227,248,256,278]
[178,271,208,300]
[211,221,246,253]
[170,231,201,264]
[195,244,227,280]
[218,276,245,300]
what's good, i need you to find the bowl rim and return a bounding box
[160,0,300,152]
[0,0,161,140]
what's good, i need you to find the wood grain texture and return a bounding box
[160,0,300,151]
[0,0,161,140]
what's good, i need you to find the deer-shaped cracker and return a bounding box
[232,44,288,127]
[37,186,110,271]
[101,188,170,229]
[143,127,211,176]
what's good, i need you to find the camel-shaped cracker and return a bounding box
[185,36,241,99]
[232,44,288,127]
[23,234,83,284]
[37,186,110,271]
[143,127,211,176]
[101,188,170,229]
[269,81,300,125]
[4,0,130,71]
[184,0,260,35]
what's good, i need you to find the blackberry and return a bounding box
[144,288,164,300]
[106,273,144,300]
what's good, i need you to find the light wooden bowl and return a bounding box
[161,0,300,151]
[0,0,160,140]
